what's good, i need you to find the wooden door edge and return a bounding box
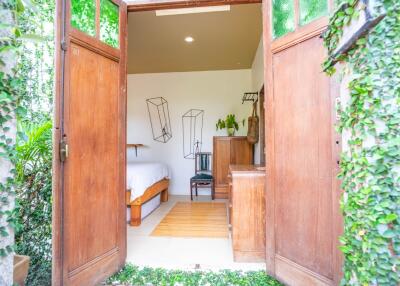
[118,0,128,269]
[263,0,276,276]
[52,0,65,285]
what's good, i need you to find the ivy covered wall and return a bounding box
[0,2,18,285]
[0,0,54,285]
[324,1,400,285]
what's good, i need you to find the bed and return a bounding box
[126,162,170,226]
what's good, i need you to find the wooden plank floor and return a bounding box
[151,202,229,238]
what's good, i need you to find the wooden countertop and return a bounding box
[229,165,266,176]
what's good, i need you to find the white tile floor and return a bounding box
[126,195,266,271]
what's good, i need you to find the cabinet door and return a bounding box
[213,138,231,186]
[230,138,253,165]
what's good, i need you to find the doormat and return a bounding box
[151,202,228,238]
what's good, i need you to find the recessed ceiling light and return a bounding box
[185,36,194,43]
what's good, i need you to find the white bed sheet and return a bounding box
[126,162,169,201]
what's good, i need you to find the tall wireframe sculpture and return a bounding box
[182,109,204,159]
[146,97,172,143]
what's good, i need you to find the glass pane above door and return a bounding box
[100,0,120,48]
[70,0,96,36]
[299,0,328,26]
[272,0,295,38]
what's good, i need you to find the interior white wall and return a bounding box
[127,70,253,195]
[251,38,264,164]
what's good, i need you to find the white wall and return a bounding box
[251,38,264,164]
[127,70,253,195]
[251,38,264,93]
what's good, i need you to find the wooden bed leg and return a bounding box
[130,204,141,226]
[161,189,168,202]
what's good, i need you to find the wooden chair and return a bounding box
[190,152,215,200]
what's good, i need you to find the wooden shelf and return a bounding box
[126,144,144,156]
[126,144,144,148]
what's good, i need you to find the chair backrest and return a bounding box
[195,152,212,175]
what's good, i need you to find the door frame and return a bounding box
[262,0,343,284]
[53,0,127,284]
[53,0,342,284]
[127,0,261,12]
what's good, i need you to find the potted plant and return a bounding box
[14,254,30,286]
[216,114,243,136]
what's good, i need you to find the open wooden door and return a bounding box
[263,1,342,285]
[53,0,127,285]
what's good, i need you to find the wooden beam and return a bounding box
[127,0,261,12]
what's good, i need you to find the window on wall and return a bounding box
[70,0,120,49]
[273,0,329,39]
[100,0,120,48]
[299,0,328,25]
[70,0,96,36]
[272,0,295,39]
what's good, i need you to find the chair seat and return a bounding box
[191,173,213,181]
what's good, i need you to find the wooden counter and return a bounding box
[229,165,266,262]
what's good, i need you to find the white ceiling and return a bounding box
[127,4,263,74]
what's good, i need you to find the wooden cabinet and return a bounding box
[213,136,253,199]
[229,165,266,262]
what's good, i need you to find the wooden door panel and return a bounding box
[272,36,334,282]
[65,43,119,272]
[214,137,230,186]
[54,1,127,285]
[230,138,253,165]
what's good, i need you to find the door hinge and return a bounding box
[61,40,67,51]
[59,138,68,162]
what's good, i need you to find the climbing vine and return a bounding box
[0,0,25,258]
[323,1,400,285]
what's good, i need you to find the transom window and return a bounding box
[272,0,329,39]
[70,0,120,48]
[71,0,96,37]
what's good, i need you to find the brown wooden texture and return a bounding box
[273,36,333,280]
[213,136,253,198]
[118,0,128,269]
[129,205,142,226]
[263,0,342,284]
[126,179,169,226]
[127,0,261,12]
[229,165,266,262]
[65,41,120,273]
[53,1,126,285]
[52,0,63,283]
[259,86,265,165]
[151,202,228,237]
[230,137,253,165]
[127,179,169,206]
[126,144,144,148]
[13,255,30,286]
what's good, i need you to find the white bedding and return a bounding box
[126,162,169,201]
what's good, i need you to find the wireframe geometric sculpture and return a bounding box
[182,109,204,159]
[146,97,172,143]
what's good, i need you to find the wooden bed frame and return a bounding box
[126,178,169,226]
